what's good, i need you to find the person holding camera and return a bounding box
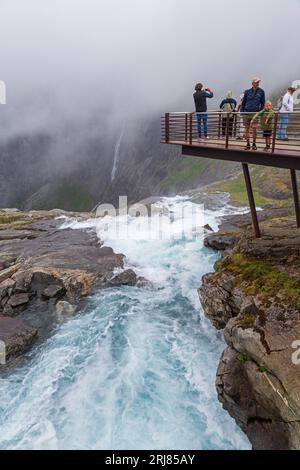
[193,83,214,141]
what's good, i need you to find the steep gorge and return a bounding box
[199,208,300,449]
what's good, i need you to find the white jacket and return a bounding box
[280,92,294,113]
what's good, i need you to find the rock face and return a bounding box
[199,210,300,450]
[0,316,37,360]
[0,209,137,364]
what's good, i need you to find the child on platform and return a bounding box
[251,101,275,151]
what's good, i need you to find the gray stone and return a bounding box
[204,233,238,251]
[14,272,33,294]
[42,285,66,299]
[108,269,137,287]
[8,293,30,308]
[204,224,214,232]
[0,278,16,299]
[0,315,37,360]
[0,264,21,284]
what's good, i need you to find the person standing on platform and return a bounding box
[251,101,275,151]
[276,86,296,141]
[193,83,214,142]
[220,91,237,137]
[241,77,265,150]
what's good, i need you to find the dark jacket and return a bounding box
[194,90,214,113]
[241,87,265,113]
[220,98,237,110]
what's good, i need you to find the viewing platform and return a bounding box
[161,111,300,237]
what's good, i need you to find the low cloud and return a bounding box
[0,0,299,138]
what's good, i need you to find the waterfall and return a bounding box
[111,124,125,184]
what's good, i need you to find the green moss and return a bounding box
[224,253,300,310]
[258,366,269,374]
[0,213,23,225]
[210,172,275,206]
[238,312,257,329]
[27,184,93,212]
[238,353,252,363]
[159,158,208,190]
[219,231,241,236]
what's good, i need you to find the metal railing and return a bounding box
[161,111,300,154]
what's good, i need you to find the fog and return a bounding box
[0,0,300,139]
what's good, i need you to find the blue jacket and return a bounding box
[241,87,265,113]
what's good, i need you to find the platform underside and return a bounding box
[166,138,300,170]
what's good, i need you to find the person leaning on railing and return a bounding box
[219,91,237,137]
[276,86,296,141]
[241,77,265,151]
[251,101,275,152]
[193,83,214,141]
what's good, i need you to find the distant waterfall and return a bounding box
[111,124,125,184]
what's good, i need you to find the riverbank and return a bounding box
[0,209,140,369]
[199,206,300,450]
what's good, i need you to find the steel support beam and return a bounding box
[291,169,300,228]
[242,163,261,238]
[182,145,300,171]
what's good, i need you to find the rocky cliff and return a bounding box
[199,208,300,450]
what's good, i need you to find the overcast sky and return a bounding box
[1,0,300,138]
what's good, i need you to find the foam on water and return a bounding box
[0,196,250,450]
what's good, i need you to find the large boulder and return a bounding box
[0,316,37,360]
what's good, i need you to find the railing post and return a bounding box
[225,113,230,149]
[185,113,188,142]
[291,169,300,228]
[233,112,237,137]
[189,113,193,145]
[165,113,170,143]
[272,113,279,153]
[218,112,221,139]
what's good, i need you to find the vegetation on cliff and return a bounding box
[199,209,300,450]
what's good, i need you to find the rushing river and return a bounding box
[0,196,250,450]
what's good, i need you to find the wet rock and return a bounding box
[42,285,66,299]
[204,233,238,251]
[0,278,16,299]
[0,264,21,284]
[14,272,33,294]
[136,276,153,289]
[0,230,36,241]
[30,271,62,297]
[217,347,292,450]
[204,224,214,232]
[8,293,30,308]
[0,315,38,360]
[198,272,237,330]
[2,304,14,316]
[108,269,137,287]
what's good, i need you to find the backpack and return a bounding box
[222,101,235,116]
